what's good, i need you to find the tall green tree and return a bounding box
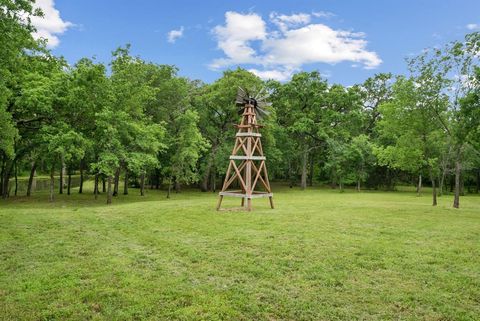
[163,110,209,197]
[375,76,448,205]
[64,58,111,193]
[408,32,480,208]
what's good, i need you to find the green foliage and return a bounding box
[1,24,479,206]
[0,105,17,158]
[165,110,209,185]
[40,122,88,165]
[374,75,448,178]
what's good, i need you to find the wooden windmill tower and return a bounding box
[216,88,274,211]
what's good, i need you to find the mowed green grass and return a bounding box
[0,185,479,321]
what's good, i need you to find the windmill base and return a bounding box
[216,191,274,211]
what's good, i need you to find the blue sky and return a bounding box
[34,0,480,85]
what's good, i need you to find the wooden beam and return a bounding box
[219,191,273,199]
[229,156,266,160]
[236,132,262,137]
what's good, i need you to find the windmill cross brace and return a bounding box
[216,99,274,211]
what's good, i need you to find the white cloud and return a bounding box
[312,11,335,18]
[262,24,380,69]
[210,11,266,69]
[466,23,480,30]
[210,11,382,80]
[167,26,184,43]
[31,0,72,48]
[248,67,298,81]
[270,12,311,32]
[210,11,381,80]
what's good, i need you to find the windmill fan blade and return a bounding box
[254,86,267,100]
[234,86,271,119]
[257,101,272,108]
[255,106,270,119]
[236,87,247,105]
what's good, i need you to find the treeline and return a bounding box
[1,1,479,208]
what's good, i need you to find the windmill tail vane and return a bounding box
[216,87,274,211]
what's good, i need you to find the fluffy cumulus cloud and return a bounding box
[247,68,296,82]
[210,11,381,81]
[167,26,184,43]
[210,12,266,69]
[270,12,311,32]
[30,0,72,48]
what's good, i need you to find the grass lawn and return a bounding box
[0,185,479,320]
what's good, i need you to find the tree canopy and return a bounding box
[1,0,479,208]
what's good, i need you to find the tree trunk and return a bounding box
[453,160,461,208]
[430,171,437,206]
[339,180,344,191]
[439,169,446,196]
[287,159,294,188]
[79,159,84,194]
[14,160,18,196]
[140,172,145,196]
[300,147,308,190]
[113,167,120,196]
[102,177,106,193]
[123,169,128,195]
[416,174,422,196]
[212,172,216,192]
[94,174,99,200]
[200,166,210,192]
[175,181,180,193]
[357,179,361,192]
[2,160,14,199]
[155,169,160,189]
[308,155,314,187]
[167,179,171,198]
[27,161,36,197]
[106,176,112,205]
[67,171,72,195]
[201,144,219,192]
[0,155,4,197]
[59,159,64,194]
[476,169,480,194]
[49,165,55,202]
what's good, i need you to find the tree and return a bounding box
[408,32,480,208]
[163,110,209,197]
[348,135,376,191]
[360,73,394,135]
[0,0,45,198]
[64,58,111,194]
[272,71,329,189]
[375,75,448,205]
[39,123,87,202]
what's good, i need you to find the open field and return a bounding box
[0,186,479,320]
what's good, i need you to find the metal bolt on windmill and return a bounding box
[216,87,274,211]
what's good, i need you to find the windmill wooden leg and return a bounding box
[216,195,224,211]
[216,101,273,211]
